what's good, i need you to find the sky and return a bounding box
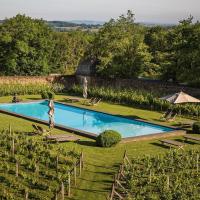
[0,0,200,24]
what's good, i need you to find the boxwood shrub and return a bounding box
[192,122,200,134]
[96,130,122,147]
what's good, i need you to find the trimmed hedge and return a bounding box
[192,122,200,134]
[96,130,122,147]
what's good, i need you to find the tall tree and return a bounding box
[90,10,152,78]
[144,26,170,77]
[161,16,200,84]
[51,31,92,74]
[0,14,54,75]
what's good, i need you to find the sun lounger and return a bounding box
[32,124,50,135]
[92,98,101,106]
[82,97,96,105]
[65,97,80,103]
[166,112,177,121]
[159,139,185,150]
[184,135,200,143]
[160,109,172,120]
[86,98,101,106]
[32,124,42,135]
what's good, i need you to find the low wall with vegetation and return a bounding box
[0,75,199,98]
[76,75,200,98]
[69,85,200,118]
[0,76,65,96]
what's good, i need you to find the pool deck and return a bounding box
[0,100,186,141]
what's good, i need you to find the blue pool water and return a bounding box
[0,101,173,138]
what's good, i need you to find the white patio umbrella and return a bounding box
[83,77,88,99]
[160,91,200,104]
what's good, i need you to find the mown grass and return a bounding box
[0,94,199,200]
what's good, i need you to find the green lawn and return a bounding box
[0,95,199,200]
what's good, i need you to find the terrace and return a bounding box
[0,94,199,200]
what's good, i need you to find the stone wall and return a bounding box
[0,75,199,98]
[0,76,52,84]
[76,75,200,98]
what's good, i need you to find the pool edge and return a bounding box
[0,99,185,141]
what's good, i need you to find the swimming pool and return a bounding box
[0,100,174,138]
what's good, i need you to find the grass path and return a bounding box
[0,95,198,200]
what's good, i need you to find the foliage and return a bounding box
[0,83,63,97]
[192,122,200,134]
[69,85,200,118]
[144,26,171,78]
[89,10,152,78]
[51,31,92,74]
[41,90,55,99]
[123,149,200,200]
[0,14,54,75]
[0,129,80,199]
[96,130,121,147]
[0,12,200,84]
[51,83,65,93]
[152,17,200,83]
[0,83,51,96]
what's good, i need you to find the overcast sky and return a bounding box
[0,0,200,24]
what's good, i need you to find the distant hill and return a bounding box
[47,20,102,30]
[0,19,175,28]
[137,21,176,27]
[69,20,105,25]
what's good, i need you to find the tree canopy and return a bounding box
[0,14,54,75]
[89,10,152,78]
[0,13,200,87]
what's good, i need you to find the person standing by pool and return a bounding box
[48,100,55,129]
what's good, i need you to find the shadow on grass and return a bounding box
[77,140,97,147]
[78,177,113,184]
[26,97,42,100]
[186,130,193,134]
[23,131,36,136]
[174,138,197,145]
[86,163,117,170]
[150,142,170,149]
[74,187,106,194]
[111,114,146,121]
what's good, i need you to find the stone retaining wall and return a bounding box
[0,75,199,97]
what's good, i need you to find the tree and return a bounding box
[144,26,170,77]
[0,14,54,75]
[175,17,200,84]
[161,16,200,84]
[90,10,152,78]
[51,31,92,74]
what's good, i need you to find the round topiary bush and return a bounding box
[96,130,122,147]
[192,122,200,134]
